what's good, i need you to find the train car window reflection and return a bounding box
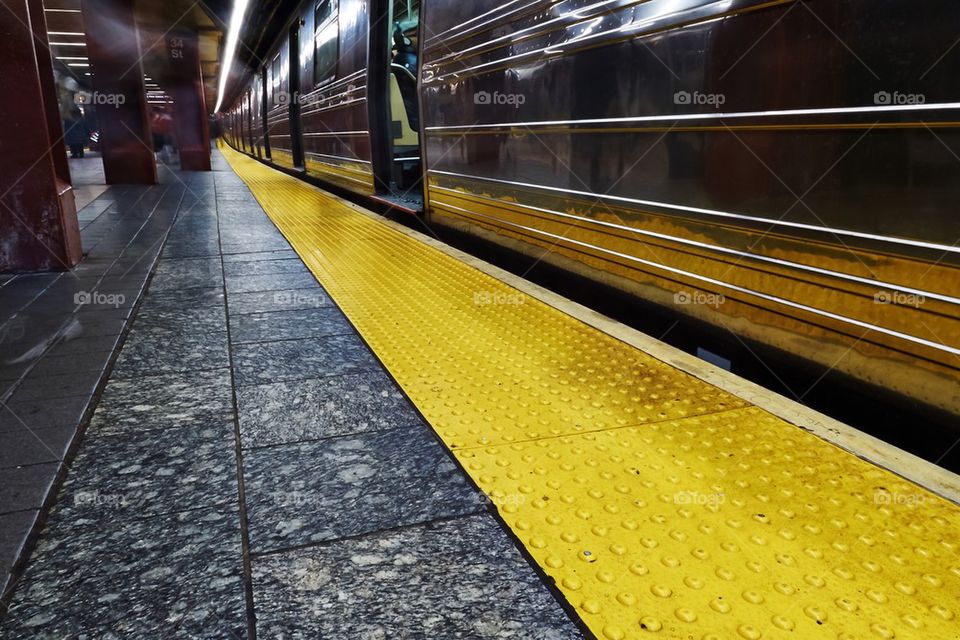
[314,0,339,85]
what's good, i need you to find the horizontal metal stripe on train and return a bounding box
[428,169,960,255]
[425,102,960,132]
[426,0,793,82]
[305,152,371,165]
[427,0,634,64]
[300,97,367,118]
[428,121,960,135]
[431,199,960,358]
[306,158,374,178]
[308,68,366,91]
[301,82,366,104]
[307,165,373,187]
[423,0,540,46]
[301,130,370,137]
[430,185,960,306]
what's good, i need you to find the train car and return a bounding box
[221,0,960,420]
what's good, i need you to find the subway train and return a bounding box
[221,0,960,421]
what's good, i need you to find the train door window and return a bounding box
[314,0,339,86]
[389,0,421,192]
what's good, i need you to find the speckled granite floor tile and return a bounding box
[21,505,241,587]
[150,257,224,292]
[237,371,420,448]
[112,330,230,379]
[127,304,227,335]
[227,288,331,316]
[1,566,247,638]
[228,307,351,344]
[225,271,319,295]
[242,425,483,552]
[142,286,225,309]
[86,369,234,438]
[251,514,583,639]
[232,334,377,387]
[221,239,293,255]
[49,423,237,527]
[162,239,222,259]
[222,258,308,278]
[222,250,297,263]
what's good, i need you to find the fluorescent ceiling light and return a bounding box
[48,31,85,36]
[49,42,86,46]
[214,0,252,113]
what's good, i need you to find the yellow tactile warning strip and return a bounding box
[221,146,960,640]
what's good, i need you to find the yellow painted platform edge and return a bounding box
[295,185,960,506]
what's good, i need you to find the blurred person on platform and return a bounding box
[150,106,176,163]
[63,107,90,159]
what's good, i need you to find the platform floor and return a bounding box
[0,151,580,638]
[0,147,957,639]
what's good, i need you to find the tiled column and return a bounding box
[81,0,157,184]
[165,29,211,171]
[0,0,82,272]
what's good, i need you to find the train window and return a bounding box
[314,0,339,85]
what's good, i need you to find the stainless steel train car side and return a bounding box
[418,0,960,417]
[221,0,960,419]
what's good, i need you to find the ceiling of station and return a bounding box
[40,0,304,115]
[42,0,225,114]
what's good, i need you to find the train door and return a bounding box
[368,0,422,210]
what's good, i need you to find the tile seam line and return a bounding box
[239,420,429,452]
[214,170,260,640]
[225,150,960,505]
[246,510,492,560]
